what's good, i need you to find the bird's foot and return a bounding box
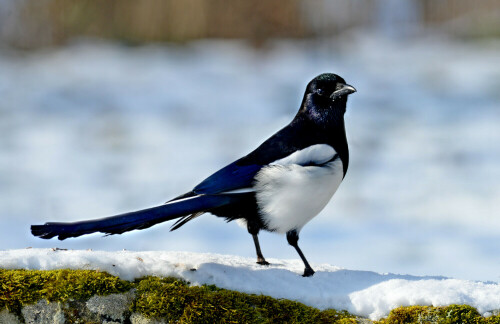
[256,257,270,266]
[302,267,315,277]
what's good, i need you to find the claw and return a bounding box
[257,258,270,266]
[302,267,315,277]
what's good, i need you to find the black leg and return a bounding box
[286,230,315,277]
[252,234,270,265]
[247,221,269,266]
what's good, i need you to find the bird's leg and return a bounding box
[247,221,269,265]
[286,230,315,277]
[252,234,270,265]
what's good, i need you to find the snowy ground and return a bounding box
[1,249,499,321]
[0,33,499,283]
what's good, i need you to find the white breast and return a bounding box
[254,145,344,233]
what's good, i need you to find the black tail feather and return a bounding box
[31,194,241,240]
[169,212,204,231]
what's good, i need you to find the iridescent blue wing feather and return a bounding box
[193,162,262,194]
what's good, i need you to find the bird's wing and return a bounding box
[193,120,340,195]
[193,162,263,195]
[193,144,337,195]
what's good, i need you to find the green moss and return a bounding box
[0,269,357,323]
[1,269,498,323]
[0,269,132,315]
[131,276,356,323]
[377,304,500,324]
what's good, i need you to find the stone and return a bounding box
[0,308,22,324]
[85,290,135,323]
[21,300,65,324]
[130,313,167,324]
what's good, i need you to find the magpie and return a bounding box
[31,73,356,277]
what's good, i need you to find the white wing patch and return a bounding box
[165,195,200,205]
[270,144,336,166]
[220,188,255,194]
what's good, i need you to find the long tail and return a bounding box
[31,194,239,240]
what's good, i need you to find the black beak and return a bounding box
[331,83,357,99]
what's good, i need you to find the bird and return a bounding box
[31,73,356,277]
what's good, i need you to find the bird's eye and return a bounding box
[316,89,325,96]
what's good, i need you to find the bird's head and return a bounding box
[300,73,356,117]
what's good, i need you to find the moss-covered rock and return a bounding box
[1,269,499,323]
[375,305,500,324]
[0,269,132,315]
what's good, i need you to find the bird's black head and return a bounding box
[299,73,356,117]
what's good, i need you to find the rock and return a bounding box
[21,300,65,324]
[85,290,135,323]
[130,313,167,324]
[62,299,101,323]
[0,308,22,324]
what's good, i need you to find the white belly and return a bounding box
[254,159,344,233]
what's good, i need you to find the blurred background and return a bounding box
[1,0,499,282]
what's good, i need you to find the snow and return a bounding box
[0,33,499,284]
[0,248,498,320]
